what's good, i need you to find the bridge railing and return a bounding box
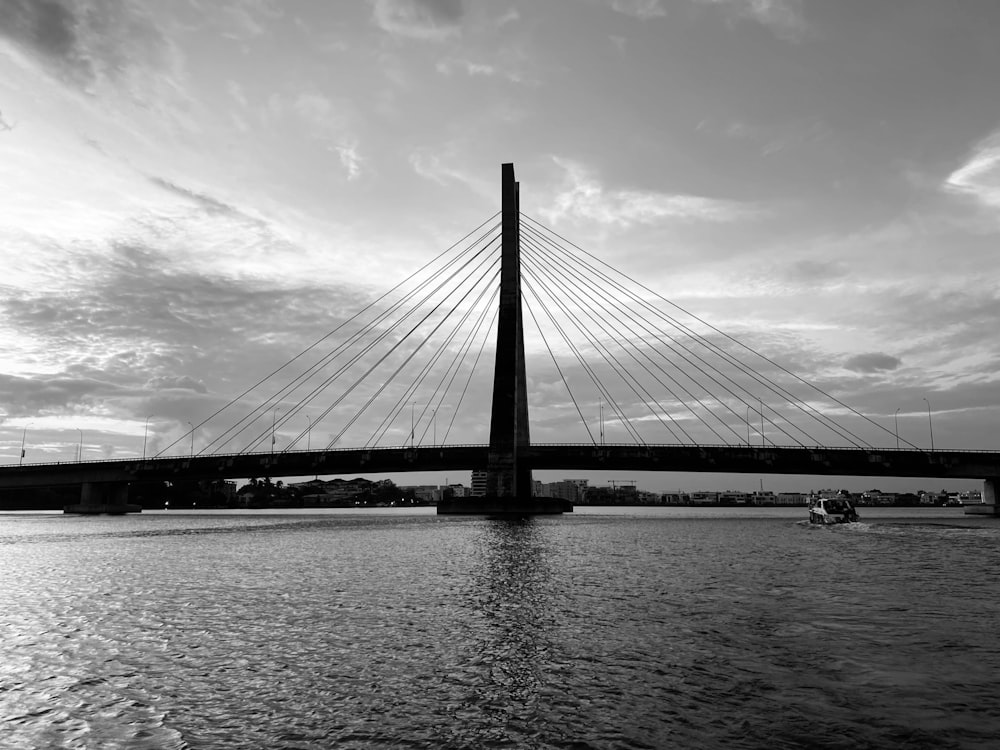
[531,443,1000,454]
[0,443,492,469]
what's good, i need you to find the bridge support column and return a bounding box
[485,162,533,501]
[437,164,573,517]
[64,481,141,515]
[980,478,1000,516]
[438,164,570,515]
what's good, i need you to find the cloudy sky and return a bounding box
[3,0,1000,492]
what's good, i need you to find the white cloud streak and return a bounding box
[945,130,1000,207]
[541,158,758,227]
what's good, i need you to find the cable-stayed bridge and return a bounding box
[3,164,1000,514]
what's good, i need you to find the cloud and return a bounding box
[0,240,358,384]
[148,176,260,221]
[541,158,757,227]
[0,0,77,63]
[0,0,178,99]
[331,143,364,181]
[693,0,806,41]
[370,0,464,41]
[436,57,498,77]
[785,259,850,284]
[0,372,125,413]
[435,55,534,85]
[279,91,364,179]
[945,130,1000,207]
[218,0,283,41]
[145,375,209,394]
[844,353,902,374]
[607,0,667,20]
[0,235,376,455]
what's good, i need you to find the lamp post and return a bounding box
[307,415,318,481]
[923,398,934,451]
[599,397,604,446]
[271,407,278,452]
[186,421,194,456]
[410,402,415,448]
[143,415,153,459]
[746,405,751,446]
[76,429,83,462]
[759,398,764,447]
[432,408,437,446]
[894,408,900,450]
[19,423,31,465]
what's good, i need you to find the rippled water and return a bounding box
[1,507,998,749]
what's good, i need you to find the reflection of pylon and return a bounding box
[486,163,532,498]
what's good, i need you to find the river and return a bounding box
[1,507,997,749]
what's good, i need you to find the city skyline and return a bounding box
[3,1,1000,493]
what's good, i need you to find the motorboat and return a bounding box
[808,497,859,525]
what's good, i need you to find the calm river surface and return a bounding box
[1,507,998,749]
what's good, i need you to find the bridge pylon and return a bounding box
[439,163,570,515]
[485,163,532,499]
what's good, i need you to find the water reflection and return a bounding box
[460,518,555,744]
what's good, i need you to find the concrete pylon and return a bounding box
[64,481,141,514]
[486,163,532,498]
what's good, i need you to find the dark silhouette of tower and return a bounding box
[486,163,532,499]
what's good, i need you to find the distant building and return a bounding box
[401,485,438,503]
[543,480,584,503]
[660,492,688,505]
[689,491,719,505]
[861,489,896,506]
[719,490,751,505]
[775,492,808,506]
[296,477,375,505]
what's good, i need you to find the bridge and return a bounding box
[5,444,1000,486]
[2,164,999,514]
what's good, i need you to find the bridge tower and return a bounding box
[486,163,533,499]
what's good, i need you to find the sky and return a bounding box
[3,0,1000,494]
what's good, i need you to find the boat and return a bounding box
[808,497,859,525]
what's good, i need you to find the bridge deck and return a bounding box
[3,444,1000,488]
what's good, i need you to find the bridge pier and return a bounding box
[964,477,1000,516]
[64,481,142,515]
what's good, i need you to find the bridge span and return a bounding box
[4,444,1000,488]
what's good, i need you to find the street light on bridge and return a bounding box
[894,408,901,450]
[271,406,280,455]
[76,429,83,462]
[143,415,153,459]
[923,398,934,451]
[186,421,194,456]
[19,422,31,465]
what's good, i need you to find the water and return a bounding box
[1,507,998,749]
